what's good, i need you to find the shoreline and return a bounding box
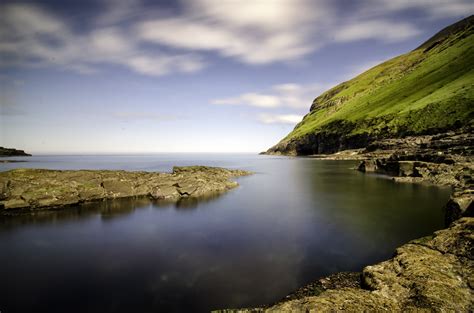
[0,166,251,212]
[1,148,471,310]
[220,132,473,312]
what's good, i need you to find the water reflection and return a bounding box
[0,193,228,229]
[0,156,451,313]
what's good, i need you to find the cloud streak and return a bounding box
[0,3,204,77]
[258,113,303,125]
[0,0,473,76]
[134,0,326,65]
[212,83,330,109]
[333,20,421,43]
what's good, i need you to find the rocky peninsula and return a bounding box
[0,166,251,212]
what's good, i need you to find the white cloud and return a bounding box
[334,20,421,43]
[212,93,281,108]
[258,113,303,125]
[1,0,473,76]
[0,3,204,77]
[213,83,330,109]
[134,0,327,64]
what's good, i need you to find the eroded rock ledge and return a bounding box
[0,166,251,211]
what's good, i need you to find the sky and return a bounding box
[0,0,473,154]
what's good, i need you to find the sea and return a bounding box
[0,154,450,312]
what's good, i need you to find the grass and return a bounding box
[281,24,474,143]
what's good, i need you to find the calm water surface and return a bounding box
[0,154,450,312]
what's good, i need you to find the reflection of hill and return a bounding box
[296,160,450,253]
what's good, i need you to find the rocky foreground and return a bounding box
[221,130,473,312]
[0,166,250,211]
[221,218,473,312]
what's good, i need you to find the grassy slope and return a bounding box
[277,17,474,147]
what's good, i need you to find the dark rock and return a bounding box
[445,192,474,226]
[357,160,377,172]
[0,147,31,157]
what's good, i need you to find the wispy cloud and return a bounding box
[134,0,328,65]
[212,93,281,108]
[0,0,473,76]
[258,113,303,125]
[0,3,204,77]
[212,83,330,109]
[333,20,421,43]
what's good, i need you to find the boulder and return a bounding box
[445,191,474,226]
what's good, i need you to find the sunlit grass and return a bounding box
[283,27,474,142]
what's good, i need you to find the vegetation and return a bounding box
[272,16,474,152]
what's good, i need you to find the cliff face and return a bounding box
[266,16,474,156]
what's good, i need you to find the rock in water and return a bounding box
[0,166,251,211]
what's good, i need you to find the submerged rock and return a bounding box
[0,166,251,211]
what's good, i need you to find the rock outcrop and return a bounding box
[355,130,473,226]
[0,166,251,211]
[0,147,31,157]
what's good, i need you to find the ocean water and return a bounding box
[0,154,450,312]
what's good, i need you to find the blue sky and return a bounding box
[1,0,473,153]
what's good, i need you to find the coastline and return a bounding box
[1,142,471,311]
[220,132,473,312]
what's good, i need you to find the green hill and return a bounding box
[266,16,474,155]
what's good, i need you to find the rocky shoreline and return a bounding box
[220,217,473,312]
[220,130,473,312]
[0,166,251,212]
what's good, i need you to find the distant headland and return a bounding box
[0,147,31,157]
